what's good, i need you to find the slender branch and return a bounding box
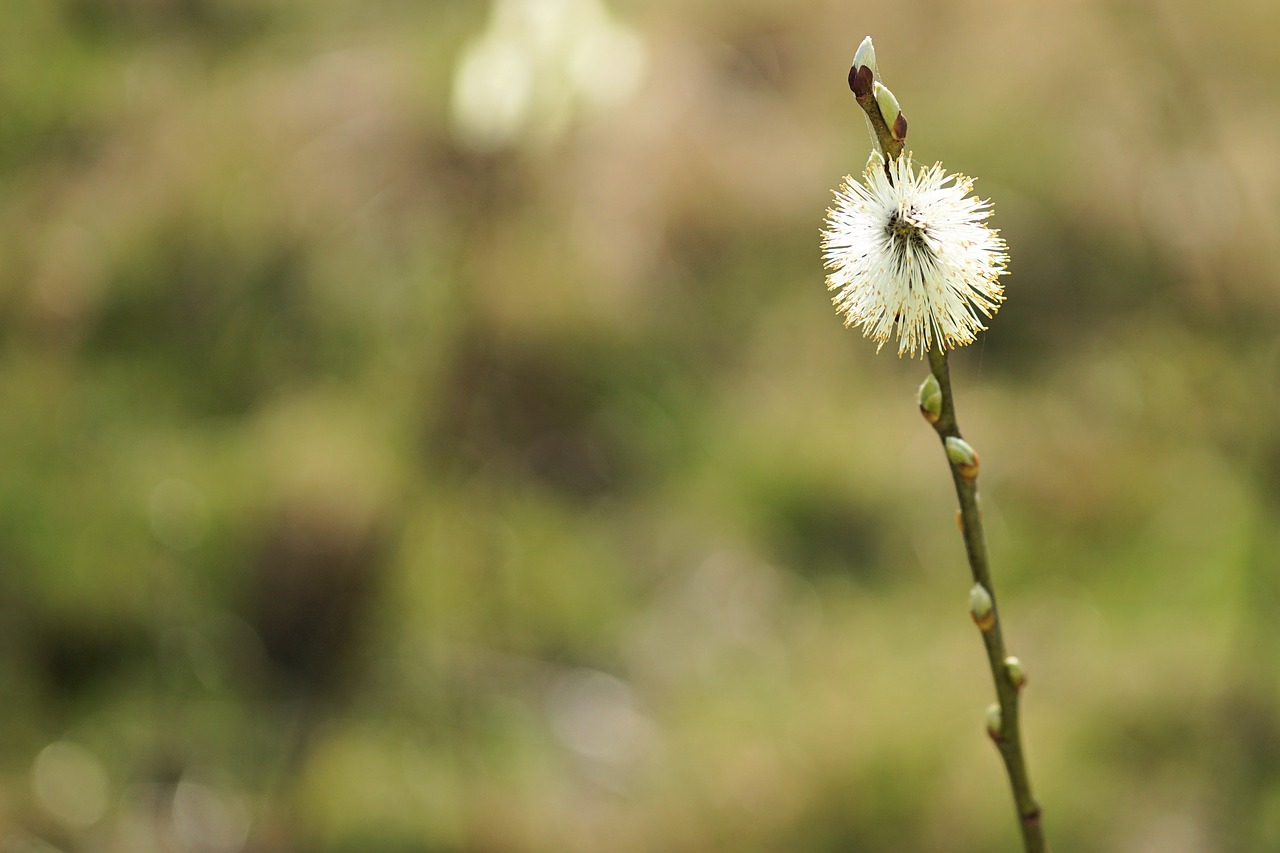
[926,344,1046,853]
[844,45,1044,850]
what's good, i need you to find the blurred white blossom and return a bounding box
[450,0,646,150]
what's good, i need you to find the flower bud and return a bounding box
[1004,656,1027,690]
[944,436,980,479]
[873,81,900,126]
[968,583,995,632]
[852,36,877,78]
[985,703,1003,741]
[917,374,942,424]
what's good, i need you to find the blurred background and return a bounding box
[2,0,1279,850]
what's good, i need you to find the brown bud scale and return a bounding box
[849,64,874,99]
[892,112,908,142]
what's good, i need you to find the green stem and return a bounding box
[927,344,1046,853]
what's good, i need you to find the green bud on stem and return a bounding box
[986,703,1004,741]
[1005,656,1027,690]
[944,436,980,479]
[873,82,900,131]
[969,583,996,632]
[917,374,942,423]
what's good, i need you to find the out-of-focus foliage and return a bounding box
[2,0,1279,850]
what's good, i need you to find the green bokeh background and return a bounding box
[3,1,1280,850]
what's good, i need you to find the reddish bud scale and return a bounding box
[892,112,908,142]
[849,64,874,99]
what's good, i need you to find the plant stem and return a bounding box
[926,343,1046,853]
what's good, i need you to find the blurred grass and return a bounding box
[1,0,1279,850]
